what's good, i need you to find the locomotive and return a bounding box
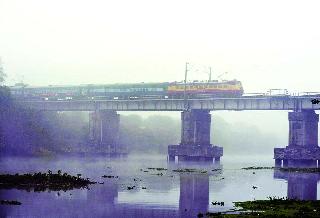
[10,79,244,100]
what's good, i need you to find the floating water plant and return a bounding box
[0,200,21,205]
[0,170,96,192]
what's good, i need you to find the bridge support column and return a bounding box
[274,110,320,168]
[168,110,223,162]
[89,110,126,155]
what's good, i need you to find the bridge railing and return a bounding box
[16,95,320,111]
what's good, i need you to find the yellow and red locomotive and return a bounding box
[167,80,243,98]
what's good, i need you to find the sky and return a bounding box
[1,0,320,93]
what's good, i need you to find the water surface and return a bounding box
[0,155,319,217]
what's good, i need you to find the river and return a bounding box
[0,154,319,218]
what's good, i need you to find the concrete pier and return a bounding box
[274,110,320,167]
[89,110,127,155]
[168,109,223,162]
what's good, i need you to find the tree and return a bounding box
[0,58,6,84]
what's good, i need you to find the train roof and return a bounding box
[10,82,170,89]
[9,80,241,89]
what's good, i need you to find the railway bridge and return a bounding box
[14,95,320,166]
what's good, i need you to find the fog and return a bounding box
[119,111,289,155]
[1,0,320,93]
[1,0,320,156]
[2,2,320,217]
[0,106,292,157]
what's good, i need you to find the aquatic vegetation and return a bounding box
[278,167,320,173]
[242,166,320,174]
[234,199,320,217]
[0,171,96,192]
[241,167,275,170]
[151,173,163,176]
[147,167,167,171]
[172,168,214,174]
[127,185,135,190]
[102,175,118,178]
[133,178,142,181]
[0,200,21,205]
[205,198,320,217]
[212,201,225,206]
[172,168,198,173]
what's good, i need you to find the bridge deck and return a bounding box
[17,96,320,111]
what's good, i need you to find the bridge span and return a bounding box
[17,96,320,111]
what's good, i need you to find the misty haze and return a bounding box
[1,0,320,217]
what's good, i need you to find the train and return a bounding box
[9,79,244,100]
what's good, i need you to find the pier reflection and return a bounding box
[274,168,320,200]
[169,161,221,217]
[179,174,209,217]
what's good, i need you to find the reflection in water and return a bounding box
[0,158,220,218]
[274,169,320,200]
[5,155,317,217]
[287,173,318,200]
[179,174,209,217]
[169,161,220,217]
